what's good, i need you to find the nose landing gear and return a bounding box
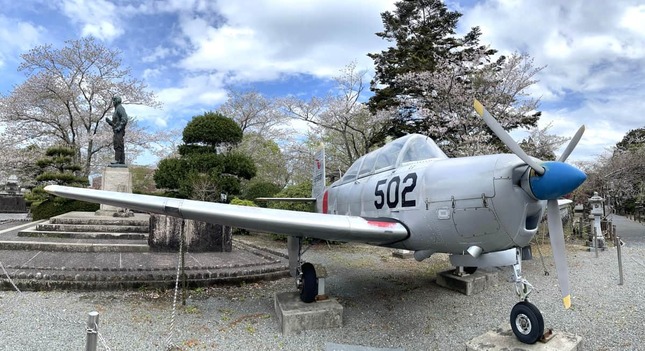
[511,300,544,344]
[510,248,545,344]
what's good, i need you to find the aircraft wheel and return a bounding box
[464,266,477,274]
[299,263,318,303]
[510,301,544,344]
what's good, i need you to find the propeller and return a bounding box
[474,100,545,175]
[558,125,585,163]
[473,99,587,309]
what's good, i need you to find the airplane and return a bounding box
[44,100,587,344]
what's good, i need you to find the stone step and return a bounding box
[49,216,149,226]
[18,228,148,240]
[49,211,149,226]
[0,239,149,252]
[1,263,289,290]
[35,223,149,233]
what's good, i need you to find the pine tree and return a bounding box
[154,112,256,201]
[368,0,482,116]
[368,1,542,156]
[25,146,89,208]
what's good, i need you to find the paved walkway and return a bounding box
[607,214,645,246]
[0,219,289,291]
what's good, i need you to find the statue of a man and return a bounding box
[106,96,128,165]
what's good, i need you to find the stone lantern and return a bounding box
[588,191,605,249]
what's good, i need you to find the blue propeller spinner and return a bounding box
[529,161,587,200]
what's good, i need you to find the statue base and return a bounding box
[95,165,132,216]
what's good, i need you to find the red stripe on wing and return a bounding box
[366,220,397,228]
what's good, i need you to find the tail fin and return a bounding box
[312,144,326,199]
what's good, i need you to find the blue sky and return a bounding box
[1,0,644,164]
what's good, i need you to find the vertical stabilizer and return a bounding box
[312,145,326,199]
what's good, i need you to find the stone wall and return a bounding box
[149,214,232,252]
[0,196,27,213]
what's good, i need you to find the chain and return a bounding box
[98,330,113,351]
[0,261,21,293]
[633,257,645,268]
[11,251,41,275]
[165,225,184,350]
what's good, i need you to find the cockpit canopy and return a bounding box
[337,134,447,184]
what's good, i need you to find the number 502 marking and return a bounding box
[374,173,417,209]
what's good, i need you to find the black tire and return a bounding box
[299,263,318,303]
[463,266,477,274]
[510,301,544,344]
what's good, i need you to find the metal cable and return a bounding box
[165,225,184,350]
[534,222,550,276]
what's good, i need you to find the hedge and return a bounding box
[31,199,100,220]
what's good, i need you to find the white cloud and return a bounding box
[0,15,44,67]
[142,46,174,63]
[620,5,645,33]
[57,0,124,41]
[176,0,396,82]
[125,105,168,128]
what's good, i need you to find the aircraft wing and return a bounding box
[44,185,409,245]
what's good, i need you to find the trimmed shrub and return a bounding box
[230,197,257,234]
[31,198,99,220]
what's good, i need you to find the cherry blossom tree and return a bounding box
[395,51,543,156]
[518,122,569,161]
[0,139,44,189]
[217,89,289,140]
[0,37,159,178]
[236,133,289,187]
[578,132,645,213]
[280,62,390,172]
[217,89,293,187]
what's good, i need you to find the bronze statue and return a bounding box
[106,96,128,165]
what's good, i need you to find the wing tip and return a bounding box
[563,294,571,309]
[473,99,484,116]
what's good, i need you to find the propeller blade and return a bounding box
[558,125,586,162]
[473,100,545,175]
[546,199,571,309]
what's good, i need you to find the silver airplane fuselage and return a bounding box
[323,154,545,255]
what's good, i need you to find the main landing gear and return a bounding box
[288,236,318,303]
[510,248,544,344]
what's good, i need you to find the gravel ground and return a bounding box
[1,226,644,350]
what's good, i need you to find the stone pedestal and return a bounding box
[466,324,583,350]
[274,291,343,335]
[436,268,499,296]
[95,165,132,216]
[149,214,232,252]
